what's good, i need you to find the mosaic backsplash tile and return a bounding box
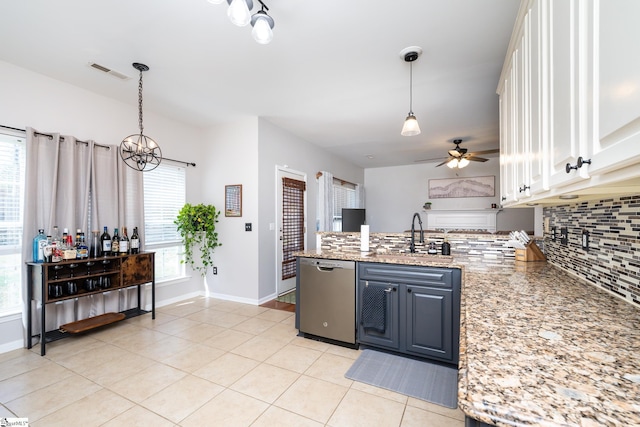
[543,195,640,306]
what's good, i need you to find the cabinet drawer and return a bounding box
[359,262,454,288]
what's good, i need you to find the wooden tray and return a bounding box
[60,312,125,334]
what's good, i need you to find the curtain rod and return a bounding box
[0,124,196,167]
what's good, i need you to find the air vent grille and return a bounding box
[88,62,131,80]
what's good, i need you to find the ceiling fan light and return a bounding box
[251,10,274,44]
[401,114,421,136]
[458,158,470,168]
[227,0,253,27]
[447,158,458,169]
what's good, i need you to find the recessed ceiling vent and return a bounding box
[88,62,131,80]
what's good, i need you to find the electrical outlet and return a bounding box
[213,267,217,275]
[581,229,589,251]
[551,226,557,241]
[560,227,568,245]
[245,223,252,232]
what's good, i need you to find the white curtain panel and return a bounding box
[317,171,334,232]
[355,183,365,209]
[22,127,144,346]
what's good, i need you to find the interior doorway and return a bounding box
[275,166,307,297]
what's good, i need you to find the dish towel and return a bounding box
[361,285,387,333]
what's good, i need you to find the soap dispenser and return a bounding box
[441,237,451,256]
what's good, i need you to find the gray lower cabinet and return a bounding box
[357,262,461,365]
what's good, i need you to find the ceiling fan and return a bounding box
[415,139,500,169]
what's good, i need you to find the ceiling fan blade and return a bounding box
[466,156,489,162]
[468,148,500,156]
[414,156,448,163]
[447,150,462,157]
[435,159,451,167]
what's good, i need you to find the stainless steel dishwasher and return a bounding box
[298,258,356,346]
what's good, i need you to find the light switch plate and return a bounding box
[560,227,568,245]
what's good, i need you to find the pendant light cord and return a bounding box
[409,61,414,115]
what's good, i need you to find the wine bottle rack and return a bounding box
[26,252,155,356]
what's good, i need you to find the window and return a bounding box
[143,163,186,281]
[332,179,357,231]
[0,131,26,314]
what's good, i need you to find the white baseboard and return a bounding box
[0,339,24,354]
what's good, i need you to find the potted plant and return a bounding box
[423,201,432,210]
[175,203,221,275]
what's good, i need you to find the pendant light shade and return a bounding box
[119,63,162,172]
[227,0,253,27]
[400,47,422,136]
[401,114,421,136]
[251,8,274,44]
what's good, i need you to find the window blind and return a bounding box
[282,177,305,280]
[143,164,186,245]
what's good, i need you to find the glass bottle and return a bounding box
[111,228,120,256]
[119,227,129,255]
[32,228,47,262]
[130,227,140,254]
[100,226,111,256]
[77,232,89,258]
[90,230,101,257]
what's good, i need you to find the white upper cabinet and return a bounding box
[585,0,640,177]
[498,0,640,206]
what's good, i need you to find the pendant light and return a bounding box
[120,63,162,172]
[227,0,253,27]
[251,4,274,44]
[400,47,422,136]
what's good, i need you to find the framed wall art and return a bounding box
[428,175,495,199]
[225,184,242,217]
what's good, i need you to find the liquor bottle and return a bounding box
[75,229,82,249]
[62,228,69,250]
[100,226,111,256]
[32,229,47,262]
[44,235,53,262]
[130,227,140,254]
[111,228,120,255]
[119,227,129,255]
[77,232,89,258]
[51,226,63,262]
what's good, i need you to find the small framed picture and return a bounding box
[225,184,242,217]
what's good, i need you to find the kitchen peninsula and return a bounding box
[297,231,640,426]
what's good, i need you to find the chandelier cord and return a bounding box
[138,69,144,135]
[409,61,414,115]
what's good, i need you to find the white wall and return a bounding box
[200,119,261,302]
[0,60,207,351]
[257,119,364,301]
[365,161,534,232]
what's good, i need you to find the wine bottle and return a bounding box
[100,226,111,256]
[119,227,129,255]
[112,228,120,256]
[130,227,140,254]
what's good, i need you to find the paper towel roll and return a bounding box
[360,225,370,252]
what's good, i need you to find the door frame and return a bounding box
[275,165,307,296]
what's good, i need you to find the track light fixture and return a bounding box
[209,0,275,44]
[120,63,162,172]
[400,46,422,137]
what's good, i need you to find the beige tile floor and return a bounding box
[0,297,466,426]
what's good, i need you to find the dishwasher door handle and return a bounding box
[317,266,340,272]
[384,287,396,293]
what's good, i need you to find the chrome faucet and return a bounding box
[409,212,424,253]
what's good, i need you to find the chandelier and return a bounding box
[208,0,275,44]
[119,63,162,172]
[400,47,422,136]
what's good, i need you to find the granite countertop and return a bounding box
[295,250,640,426]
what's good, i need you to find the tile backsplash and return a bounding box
[543,195,640,306]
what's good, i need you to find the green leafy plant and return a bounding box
[175,203,221,276]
